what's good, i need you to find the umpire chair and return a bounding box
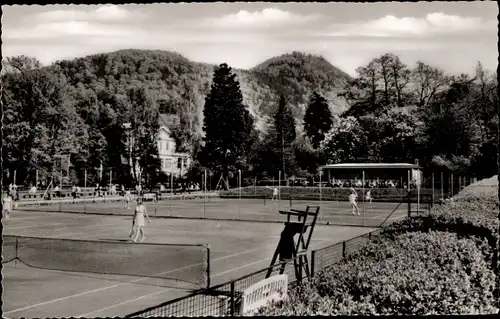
[265,205,320,282]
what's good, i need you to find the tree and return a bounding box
[341,53,413,117]
[304,91,333,149]
[2,59,88,186]
[126,87,161,187]
[411,61,449,108]
[198,63,256,187]
[170,80,203,154]
[319,116,367,164]
[421,75,482,174]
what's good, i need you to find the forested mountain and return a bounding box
[50,49,351,133]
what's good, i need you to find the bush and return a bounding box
[258,231,497,316]
[257,175,499,315]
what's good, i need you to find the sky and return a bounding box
[2,2,498,77]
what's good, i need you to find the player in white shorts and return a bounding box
[272,187,279,201]
[129,198,151,243]
[124,189,132,209]
[365,190,373,203]
[349,188,360,216]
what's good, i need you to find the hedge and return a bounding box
[256,175,499,315]
[258,231,497,316]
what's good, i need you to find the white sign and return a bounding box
[241,274,288,316]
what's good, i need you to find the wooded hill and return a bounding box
[53,49,352,134]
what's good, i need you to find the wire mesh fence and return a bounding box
[126,256,304,318]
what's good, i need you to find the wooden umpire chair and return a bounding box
[265,205,320,282]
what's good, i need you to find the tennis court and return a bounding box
[16,195,422,227]
[2,206,376,318]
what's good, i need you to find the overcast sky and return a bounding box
[2,2,497,76]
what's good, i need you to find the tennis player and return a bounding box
[365,190,373,203]
[29,185,37,196]
[349,188,360,216]
[124,189,132,209]
[2,193,12,220]
[272,187,279,201]
[129,198,151,243]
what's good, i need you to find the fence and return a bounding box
[5,168,475,195]
[126,206,429,317]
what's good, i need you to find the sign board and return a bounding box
[240,274,288,316]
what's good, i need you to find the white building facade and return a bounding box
[157,114,191,177]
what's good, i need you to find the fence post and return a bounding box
[311,250,315,278]
[230,281,236,316]
[342,241,346,259]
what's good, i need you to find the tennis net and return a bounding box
[2,235,210,288]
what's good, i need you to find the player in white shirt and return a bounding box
[349,188,360,216]
[129,198,151,243]
[29,185,37,196]
[272,187,279,201]
[365,190,373,203]
[124,189,132,209]
[2,194,12,220]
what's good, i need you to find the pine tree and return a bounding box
[198,63,255,187]
[304,92,333,149]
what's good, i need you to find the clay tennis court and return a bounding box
[2,205,377,318]
[17,195,420,227]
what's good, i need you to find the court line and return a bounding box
[78,257,272,317]
[78,237,334,317]
[2,240,279,315]
[146,227,344,242]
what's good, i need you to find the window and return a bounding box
[165,141,169,151]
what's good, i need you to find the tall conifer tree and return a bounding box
[198,63,255,187]
[304,92,333,149]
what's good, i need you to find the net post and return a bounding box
[230,281,236,316]
[206,244,211,289]
[342,241,346,259]
[14,236,19,268]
